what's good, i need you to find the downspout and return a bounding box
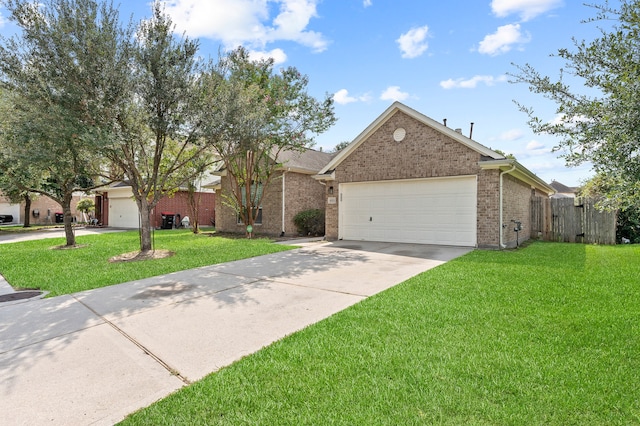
[499,164,517,249]
[281,170,287,237]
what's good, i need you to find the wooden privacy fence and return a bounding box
[530,197,616,244]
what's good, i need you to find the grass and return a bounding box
[0,229,293,296]
[120,242,640,425]
[0,224,62,233]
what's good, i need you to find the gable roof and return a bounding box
[317,101,505,176]
[314,101,554,196]
[276,147,336,174]
[549,180,578,194]
[213,147,335,176]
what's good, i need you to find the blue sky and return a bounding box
[0,0,612,186]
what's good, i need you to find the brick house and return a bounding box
[313,102,554,249]
[214,148,335,236]
[94,182,216,229]
[0,192,87,225]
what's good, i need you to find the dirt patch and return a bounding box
[109,249,175,263]
[51,244,89,250]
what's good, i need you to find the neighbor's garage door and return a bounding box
[339,176,477,246]
[108,197,140,228]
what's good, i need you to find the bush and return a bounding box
[76,198,95,214]
[617,206,640,243]
[293,209,325,236]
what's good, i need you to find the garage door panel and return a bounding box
[108,198,139,228]
[340,177,477,247]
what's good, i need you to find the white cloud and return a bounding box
[363,0,372,7]
[163,0,328,52]
[333,89,371,105]
[397,25,430,59]
[440,74,507,89]
[491,0,563,22]
[0,12,5,27]
[333,89,357,105]
[525,139,549,155]
[380,86,410,102]
[248,48,288,65]
[499,129,525,141]
[478,24,530,56]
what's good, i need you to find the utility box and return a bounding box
[55,212,64,223]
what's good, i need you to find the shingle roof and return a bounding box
[276,148,336,174]
[549,180,578,194]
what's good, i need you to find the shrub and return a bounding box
[293,209,325,236]
[617,206,640,243]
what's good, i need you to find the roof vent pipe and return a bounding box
[443,118,447,127]
[470,122,474,139]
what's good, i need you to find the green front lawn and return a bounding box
[0,229,293,296]
[121,242,640,425]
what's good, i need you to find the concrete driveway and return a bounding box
[0,240,472,425]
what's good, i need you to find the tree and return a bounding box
[102,2,217,252]
[181,150,216,234]
[203,47,336,233]
[0,88,38,227]
[512,0,640,210]
[76,198,95,222]
[0,0,131,245]
[332,140,351,152]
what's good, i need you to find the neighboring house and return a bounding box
[312,102,555,249]
[214,148,336,236]
[0,192,87,225]
[549,180,579,198]
[94,181,216,229]
[0,194,20,224]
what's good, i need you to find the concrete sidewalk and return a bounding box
[0,226,126,244]
[0,241,472,425]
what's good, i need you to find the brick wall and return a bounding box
[153,191,215,229]
[501,174,534,248]
[20,194,86,224]
[477,169,500,248]
[282,171,326,236]
[215,170,326,237]
[325,110,501,244]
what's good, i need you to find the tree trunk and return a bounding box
[187,184,200,234]
[138,197,153,252]
[62,195,76,247]
[23,193,31,228]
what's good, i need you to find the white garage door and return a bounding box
[339,176,477,246]
[0,202,20,223]
[108,197,140,228]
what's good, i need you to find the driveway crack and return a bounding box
[72,295,191,385]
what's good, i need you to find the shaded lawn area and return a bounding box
[0,229,293,297]
[121,242,640,425]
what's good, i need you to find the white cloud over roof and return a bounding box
[163,0,328,52]
[440,74,507,89]
[380,86,410,102]
[478,23,530,56]
[397,25,429,59]
[491,0,563,22]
